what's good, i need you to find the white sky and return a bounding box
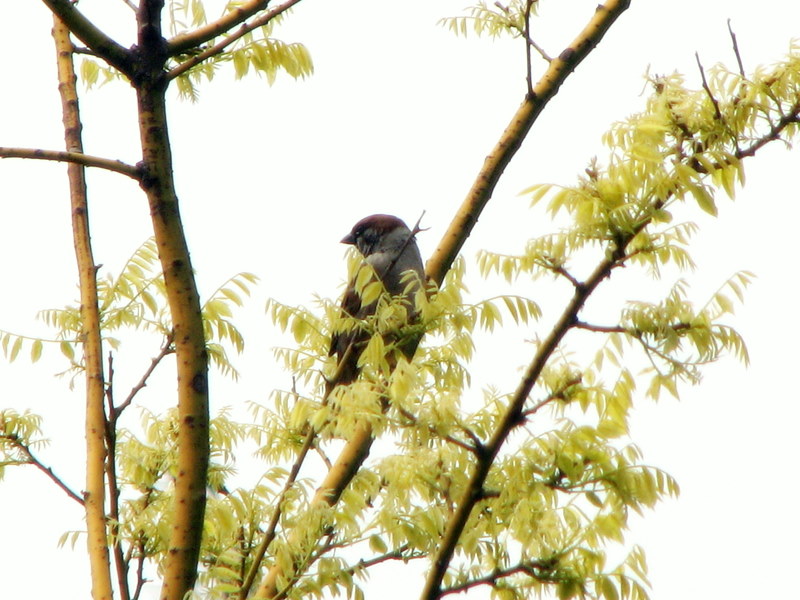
[1,1,799,599]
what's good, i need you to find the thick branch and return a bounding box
[167,0,297,56]
[40,0,133,75]
[426,0,632,286]
[132,4,210,598]
[0,147,141,179]
[167,0,304,79]
[52,16,115,600]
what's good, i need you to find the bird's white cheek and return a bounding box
[366,252,392,273]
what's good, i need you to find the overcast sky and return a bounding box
[1,1,799,599]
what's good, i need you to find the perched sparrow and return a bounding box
[330,214,425,384]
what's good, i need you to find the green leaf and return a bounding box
[30,339,43,363]
[60,340,75,361]
[9,337,22,362]
[688,183,718,216]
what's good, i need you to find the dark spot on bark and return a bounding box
[559,47,575,61]
[191,373,207,394]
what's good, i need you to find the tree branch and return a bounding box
[727,19,746,78]
[421,239,625,599]
[167,0,304,79]
[113,334,175,418]
[167,0,301,56]
[239,425,319,599]
[52,16,115,600]
[426,0,632,287]
[251,3,633,597]
[695,53,723,121]
[104,354,131,600]
[0,147,141,179]
[40,0,133,75]
[0,433,84,505]
[440,561,551,596]
[395,405,479,454]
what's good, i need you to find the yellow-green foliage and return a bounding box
[235,48,800,600]
[440,1,540,39]
[5,34,800,600]
[0,238,256,383]
[80,2,313,101]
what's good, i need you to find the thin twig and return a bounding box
[695,52,723,121]
[574,320,692,335]
[552,265,581,289]
[521,375,582,418]
[104,353,131,600]
[348,545,425,575]
[395,405,479,454]
[523,0,534,96]
[238,426,320,599]
[440,561,549,596]
[1,434,84,505]
[727,19,746,78]
[131,538,147,600]
[114,334,175,418]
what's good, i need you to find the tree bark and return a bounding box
[52,15,114,600]
[135,3,210,599]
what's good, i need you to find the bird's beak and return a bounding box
[341,232,355,245]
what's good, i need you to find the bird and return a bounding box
[329,214,426,386]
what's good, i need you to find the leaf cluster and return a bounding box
[440,1,540,40]
[79,3,313,101]
[217,48,800,598]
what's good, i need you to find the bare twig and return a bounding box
[695,52,723,121]
[114,334,175,418]
[1,433,84,505]
[521,375,582,418]
[0,147,141,179]
[104,353,131,600]
[727,19,746,78]
[131,538,148,600]
[348,545,425,574]
[523,0,534,95]
[440,561,551,596]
